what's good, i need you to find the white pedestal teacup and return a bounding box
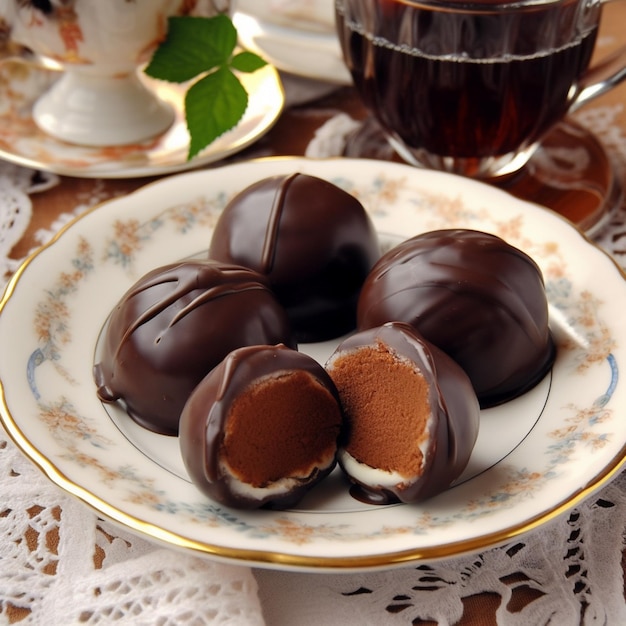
[0,0,230,146]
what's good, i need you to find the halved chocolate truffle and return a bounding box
[357,229,556,408]
[325,322,480,505]
[179,344,343,510]
[208,172,381,342]
[93,260,295,435]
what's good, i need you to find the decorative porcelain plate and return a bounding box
[0,60,284,179]
[1,158,625,572]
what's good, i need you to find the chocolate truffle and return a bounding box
[357,229,556,408]
[325,322,480,505]
[179,344,343,509]
[94,260,295,435]
[208,172,381,343]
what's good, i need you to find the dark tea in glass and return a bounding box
[335,0,613,178]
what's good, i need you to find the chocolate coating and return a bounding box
[94,260,295,435]
[357,229,556,407]
[179,344,343,510]
[326,322,480,505]
[208,173,381,342]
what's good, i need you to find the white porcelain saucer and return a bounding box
[0,60,284,179]
[233,10,352,85]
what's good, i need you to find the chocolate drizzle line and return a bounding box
[115,263,270,363]
[260,172,298,273]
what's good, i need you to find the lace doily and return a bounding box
[0,433,264,625]
[256,475,626,625]
[0,165,58,281]
[2,106,626,624]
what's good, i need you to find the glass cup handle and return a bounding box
[571,0,626,111]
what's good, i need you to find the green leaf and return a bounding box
[145,15,237,83]
[230,51,267,73]
[185,66,249,160]
[145,14,268,160]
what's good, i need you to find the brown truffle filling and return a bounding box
[221,370,342,487]
[329,342,432,477]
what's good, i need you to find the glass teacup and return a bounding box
[335,0,626,179]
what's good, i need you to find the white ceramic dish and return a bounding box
[1,157,625,572]
[233,11,352,84]
[234,0,336,33]
[0,60,284,179]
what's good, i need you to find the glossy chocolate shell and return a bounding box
[94,260,295,435]
[357,229,556,407]
[208,172,381,342]
[179,344,343,509]
[325,322,480,505]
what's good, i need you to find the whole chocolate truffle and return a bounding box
[179,344,343,510]
[325,322,480,505]
[94,260,295,435]
[208,173,381,343]
[357,229,556,408]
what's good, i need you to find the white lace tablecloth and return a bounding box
[2,100,626,624]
